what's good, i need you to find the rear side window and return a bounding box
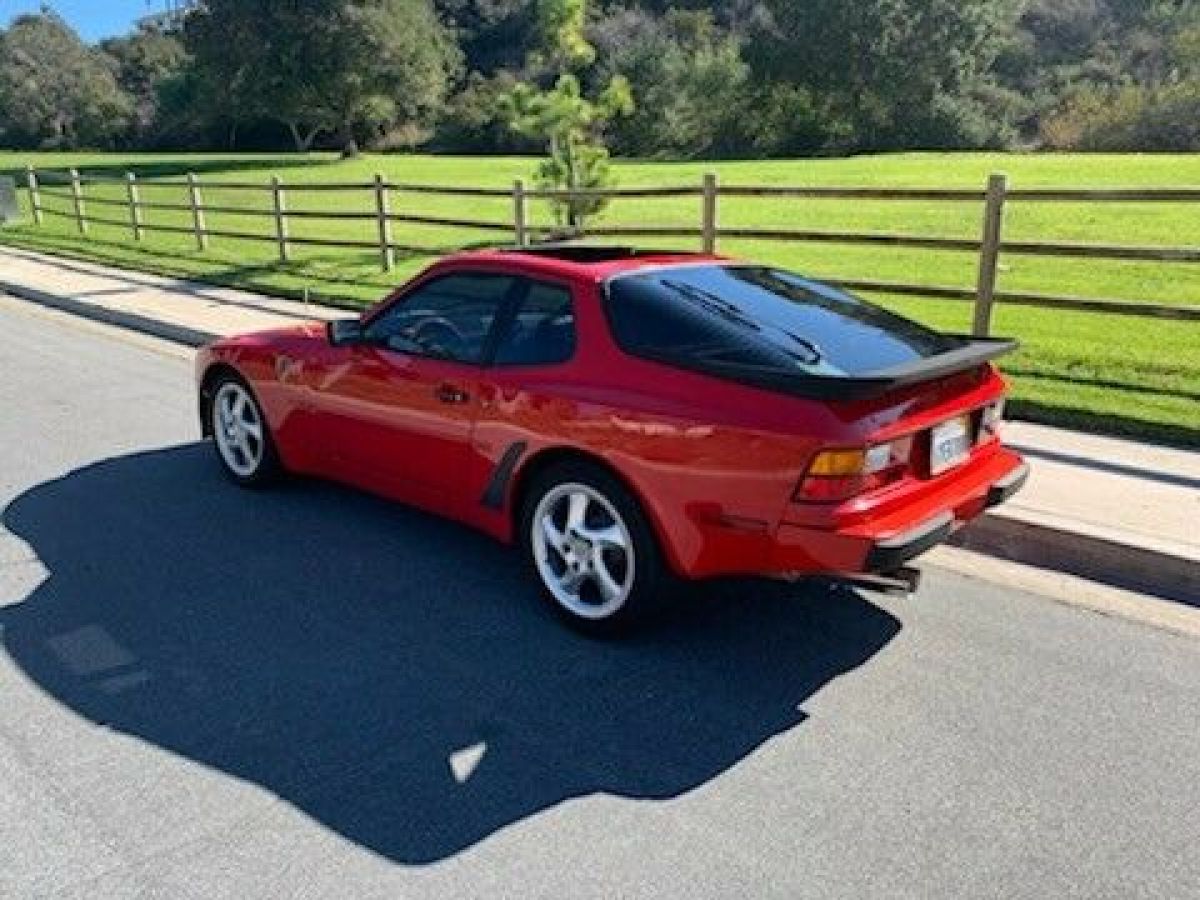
[604,265,956,377]
[493,281,576,366]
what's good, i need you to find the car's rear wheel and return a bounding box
[522,461,668,634]
[209,376,279,487]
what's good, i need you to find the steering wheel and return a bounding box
[410,316,468,357]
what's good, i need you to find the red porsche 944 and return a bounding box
[196,246,1027,632]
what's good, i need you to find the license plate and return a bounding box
[930,416,971,475]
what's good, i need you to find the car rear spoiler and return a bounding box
[824,336,1020,401]
[639,336,1019,402]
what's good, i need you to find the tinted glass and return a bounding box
[365,273,515,364]
[493,281,576,366]
[605,265,956,377]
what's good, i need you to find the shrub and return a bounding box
[1133,81,1200,151]
[1040,85,1143,150]
[1040,81,1200,151]
[432,71,536,154]
[742,83,846,157]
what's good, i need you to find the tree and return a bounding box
[10,0,1200,157]
[501,0,633,229]
[433,0,537,74]
[432,70,537,153]
[179,1,272,148]
[1006,0,1200,148]
[185,0,460,155]
[100,27,190,147]
[0,12,132,149]
[592,9,750,159]
[763,0,1020,150]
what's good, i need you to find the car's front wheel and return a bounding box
[522,461,669,634]
[209,376,279,487]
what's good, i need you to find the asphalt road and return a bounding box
[2,296,1198,899]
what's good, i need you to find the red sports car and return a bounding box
[196,246,1027,632]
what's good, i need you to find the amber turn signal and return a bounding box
[806,449,867,477]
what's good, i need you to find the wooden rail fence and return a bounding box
[20,165,1200,333]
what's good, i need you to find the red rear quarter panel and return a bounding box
[476,278,1011,579]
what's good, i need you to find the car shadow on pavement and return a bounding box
[0,443,901,865]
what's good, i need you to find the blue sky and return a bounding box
[1,1,158,43]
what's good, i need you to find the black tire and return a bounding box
[206,374,282,488]
[520,459,671,636]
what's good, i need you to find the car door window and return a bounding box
[365,272,516,364]
[493,280,577,366]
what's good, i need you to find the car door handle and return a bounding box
[434,383,470,404]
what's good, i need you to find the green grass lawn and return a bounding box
[1,151,1197,446]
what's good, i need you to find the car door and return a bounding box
[311,270,522,516]
[470,276,581,510]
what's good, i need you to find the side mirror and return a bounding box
[327,318,367,347]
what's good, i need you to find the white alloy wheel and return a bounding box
[531,482,636,620]
[212,381,266,479]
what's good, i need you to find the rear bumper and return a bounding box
[765,451,1028,576]
[986,461,1029,507]
[863,512,956,572]
[862,461,1030,571]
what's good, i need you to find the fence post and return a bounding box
[973,172,1008,337]
[374,172,394,272]
[69,168,88,235]
[26,165,43,225]
[513,179,528,247]
[126,172,144,241]
[186,172,208,251]
[271,176,290,263]
[701,171,719,254]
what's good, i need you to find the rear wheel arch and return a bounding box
[509,446,684,577]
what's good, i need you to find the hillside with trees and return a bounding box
[1,0,1198,156]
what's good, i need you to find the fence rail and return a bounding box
[19,165,1200,330]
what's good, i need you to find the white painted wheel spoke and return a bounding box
[241,417,263,441]
[565,492,589,531]
[581,523,625,550]
[592,562,624,603]
[235,430,253,458]
[541,517,567,559]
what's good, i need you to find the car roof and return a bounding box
[441,245,726,283]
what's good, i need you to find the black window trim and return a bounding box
[363,267,529,367]
[487,274,580,369]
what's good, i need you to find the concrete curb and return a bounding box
[0,279,217,348]
[3,279,1196,608]
[952,515,1198,607]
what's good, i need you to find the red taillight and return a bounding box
[798,475,868,502]
[795,437,913,503]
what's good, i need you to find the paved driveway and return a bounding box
[2,298,1198,898]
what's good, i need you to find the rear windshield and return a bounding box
[604,265,959,378]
